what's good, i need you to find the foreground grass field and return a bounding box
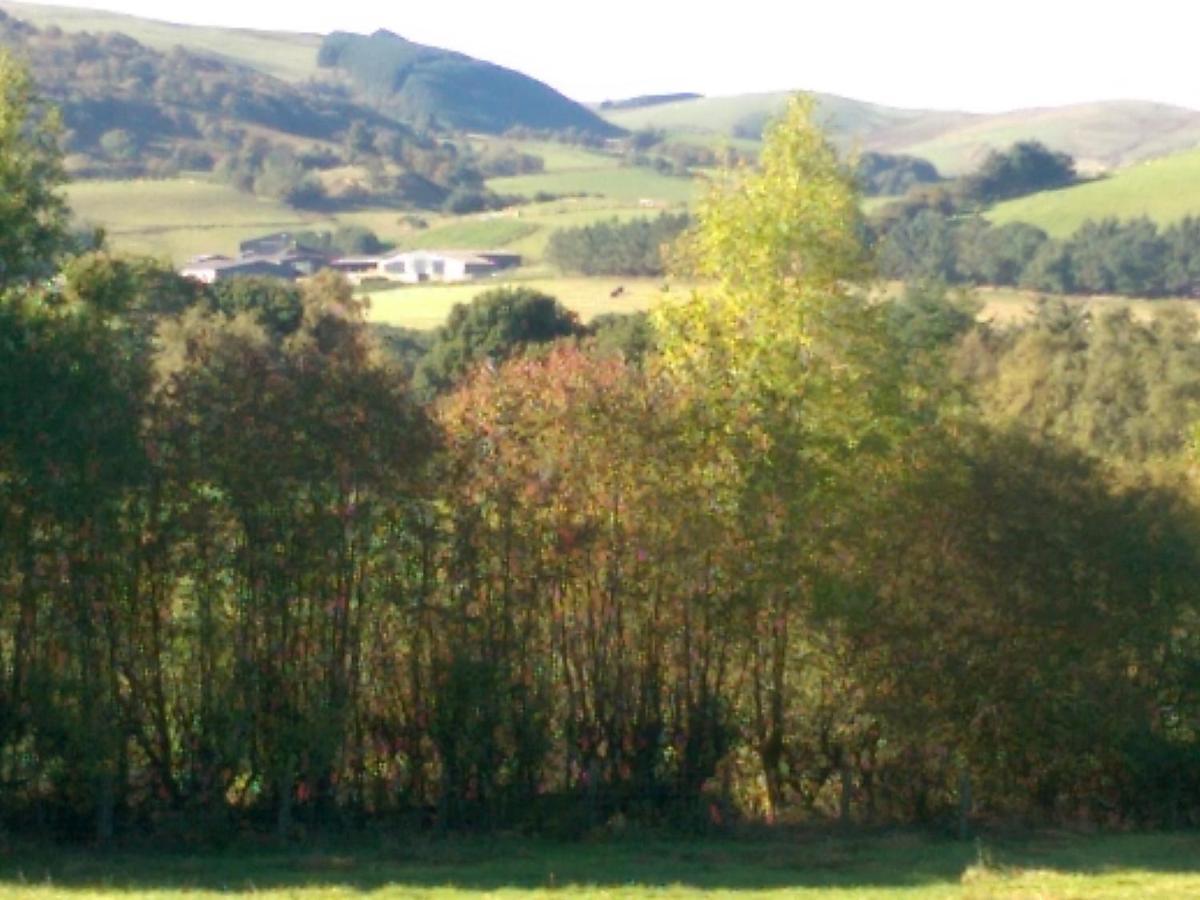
[1,832,1197,898]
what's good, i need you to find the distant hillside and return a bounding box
[1,3,624,139]
[0,12,410,153]
[601,93,1200,175]
[602,91,970,146]
[318,30,623,138]
[0,11,475,211]
[0,0,321,81]
[988,147,1200,237]
[597,93,703,112]
[898,101,1200,175]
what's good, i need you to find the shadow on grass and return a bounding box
[0,829,1197,894]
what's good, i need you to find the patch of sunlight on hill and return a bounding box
[987,149,1200,237]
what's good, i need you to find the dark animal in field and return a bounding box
[610,285,625,298]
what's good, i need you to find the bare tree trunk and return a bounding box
[958,770,972,840]
[276,767,294,840]
[95,767,115,844]
[840,765,853,827]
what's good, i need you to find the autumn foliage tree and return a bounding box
[3,74,1200,841]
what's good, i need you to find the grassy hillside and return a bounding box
[987,147,1200,236]
[901,100,1200,176]
[66,178,327,260]
[0,1,320,82]
[68,177,680,266]
[489,168,700,205]
[318,30,622,137]
[604,91,970,148]
[474,139,624,173]
[602,93,1200,176]
[0,9,453,202]
[10,2,1200,180]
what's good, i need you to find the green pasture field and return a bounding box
[504,199,689,262]
[393,202,678,265]
[66,178,691,267]
[600,92,795,138]
[471,138,624,173]
[388,217,541,253]
[888,284,1195,327]
[1,831,1197,898]
[66,178,329,263]
[366,275,1195,335]
[488,168,702,205]
[987,148,1200,237]
[365,276,677,331]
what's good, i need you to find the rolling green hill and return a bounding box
[8,1,1200,179]
[0,0,320,81]
[603,91,971,148]
[601,93,1200,176]
[0,3,621,138]
[988,147,1200,237]
[318,30,621,137]
[0,12,425,164]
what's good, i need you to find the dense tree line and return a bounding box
[867,141,1200,298]
[546,213,690,276]
[956,141,1076,205]
[876,210,1200,298]
[5,80,1200,845]
[854,151,942,197]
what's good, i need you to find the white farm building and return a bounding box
[330,250,522,285]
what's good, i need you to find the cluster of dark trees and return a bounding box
[5,77,1200,846]
[546,212,690,277]
[957,141,1076,204]
[854,151,942,197]
[619,130,742,178]
[472,145,546,178]
[868,141,1200,297]
[290,225,392,257]
[876,211,1200,298]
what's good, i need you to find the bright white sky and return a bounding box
[20,0,1200,112]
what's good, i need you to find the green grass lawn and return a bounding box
[1,832,1197,898]
[988,148,1200,237]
